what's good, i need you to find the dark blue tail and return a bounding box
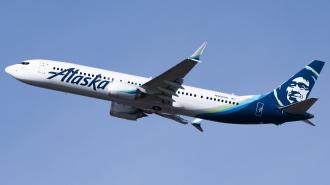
[270,60,325,107]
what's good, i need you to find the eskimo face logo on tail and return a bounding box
[272,60,324,107]
[47,68,110,91]
[286,77,310,103]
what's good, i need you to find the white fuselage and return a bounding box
[5,59,254,118]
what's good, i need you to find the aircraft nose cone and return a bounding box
[5,64,20,78]
[5,65,14,75]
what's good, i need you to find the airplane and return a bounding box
[5,42,325,132]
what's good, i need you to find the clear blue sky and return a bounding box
[1,1,330,185]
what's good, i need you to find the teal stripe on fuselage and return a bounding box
[198,95,263,117]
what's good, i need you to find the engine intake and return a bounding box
[110,102,147,121]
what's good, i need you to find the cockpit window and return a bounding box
[21,62,30,65]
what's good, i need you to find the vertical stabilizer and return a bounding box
[271,60,325,107]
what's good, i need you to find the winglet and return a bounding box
[192,118,203,132]
[190,42,207,61]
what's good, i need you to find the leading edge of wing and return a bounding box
[140,42,207,95]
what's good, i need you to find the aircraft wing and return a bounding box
[139,42,207,102]
[156,113,205,132]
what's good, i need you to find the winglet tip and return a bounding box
[192,123,204,132]
[192,118,203,132]
[190,41,207,60]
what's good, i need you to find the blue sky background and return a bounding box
[1,1,330,184]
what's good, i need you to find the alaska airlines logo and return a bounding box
[286,77,310,103]
[47,68,110,91]
[274,67,317,106]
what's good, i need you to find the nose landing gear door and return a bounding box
[38,61,46,74]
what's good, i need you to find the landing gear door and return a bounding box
[38,61,46,74]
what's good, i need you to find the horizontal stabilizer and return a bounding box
[303,119,316,126]
[281,98,318,115]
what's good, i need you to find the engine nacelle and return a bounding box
[110,102,147,121]
[108,81,138,100]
